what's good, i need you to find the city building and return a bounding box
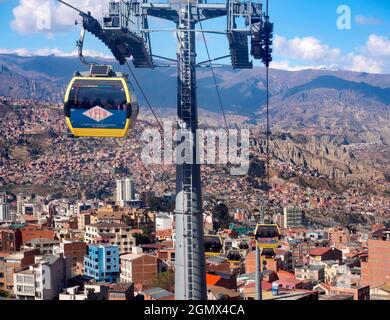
[120,247,158,288]
[108,282,134,300]
[327,228,351,245]
[309,247,343,264]
[283,207,303,228]
[0,198,10,222]
[295,264,325,285]
[0,248,40,292]
[54,240,87,276]
[84,244,119,283]
[77,212,92,230]
[0,227,22,252]
[20,224,55,245]
[13,254,70,300]
[328,284,370,300]
[155,212,173,231]
[143,287,174,300]
[116,177,136,207]
[362,229,390,288]
[84,222,135,254]
[25,238,60,255]
[59,284,109,300]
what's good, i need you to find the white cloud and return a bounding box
[361,34,390,59]
[0,47,113,59]
[274,35,341,61]
[273,34,389,74]
[11,0,103,34]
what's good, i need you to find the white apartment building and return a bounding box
[116,178,136,207]
[0,202,10,221]
[14,255,70,300]
[155,212,174,231]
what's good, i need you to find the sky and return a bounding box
[0,0,389,73]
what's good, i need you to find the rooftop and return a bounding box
[143,287,174,299]
[309,247,332,256]
[109,282,133,293]
[88,222,129,229]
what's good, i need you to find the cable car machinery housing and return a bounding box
[58,0,273,300]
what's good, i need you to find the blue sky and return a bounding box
[0,0,389,73]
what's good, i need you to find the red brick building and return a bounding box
[329,285,370,300]
[108,282,134,300]
[327,228,350,245]
[120,252,158,288]
[362,229,390,288]
[57,240,87,275]
[245,250,282,273]
[20,224,55,244]
[0,228,22,252]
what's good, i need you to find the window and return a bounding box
[68,82,127,110]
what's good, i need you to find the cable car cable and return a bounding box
[198,19,229,134]
[264,0,272,213]
[57,0,86,15]
[125,60,164,132]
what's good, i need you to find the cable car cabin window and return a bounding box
[204,237,222,253]
[227,251,241,261]
[255,226,279,239]
[68,82,127,111]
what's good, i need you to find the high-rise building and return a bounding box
[283,207,303,228]
[0,192,7,203]
[0,197,10,222]
[84,244,120,283]
[116,177,136,207]
[16,193,28,214]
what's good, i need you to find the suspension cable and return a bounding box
[57,0,86,15]
[265,0,272,211]
[125,60,164,132]
[266,63,270,207]
[198,19,229,133]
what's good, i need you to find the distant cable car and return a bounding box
[254,224,281,249]
[239,240,249,251]
[223,239,233,254]
[64,65,138,138]
[226,249,241,263]
[204,235,223,256]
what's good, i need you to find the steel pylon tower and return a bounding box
[174,1,206,300]
[69,0,273,300]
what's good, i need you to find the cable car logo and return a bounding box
[83,106,113,122]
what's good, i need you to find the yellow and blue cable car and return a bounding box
[204,235,223,257]
[64,65,138,138]
[254,224,281,249]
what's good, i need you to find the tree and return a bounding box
[212,202,233,231]
[149,271,175,293]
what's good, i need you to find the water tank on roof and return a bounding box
[272,282,279,296]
